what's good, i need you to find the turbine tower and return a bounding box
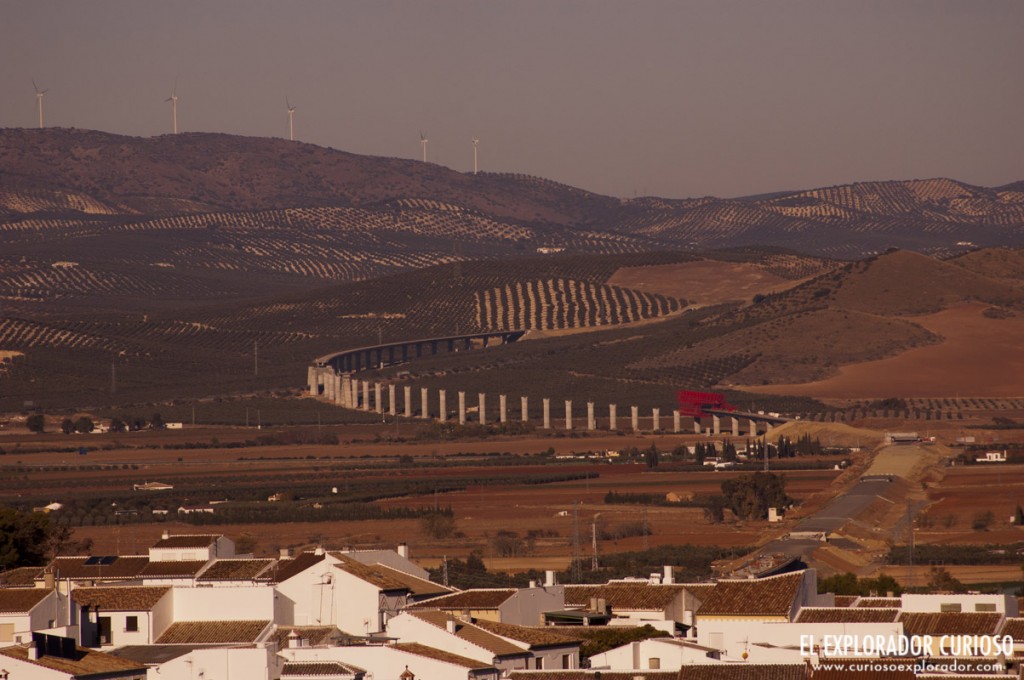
[472,138,480,175]
[165,84,179,134]
[32,80,48,129]
[420,131,428,162]
[286,97,296,141]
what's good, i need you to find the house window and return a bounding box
[562,655,571,669]
[940,603,962,613]
[0,624,13,642]
[534,657,543,669]
[649,658,661,669]
[125,616,139,632]
[976,603,997,612]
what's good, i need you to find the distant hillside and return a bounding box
[2,128,1024,259]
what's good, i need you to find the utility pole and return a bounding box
[571,503,582,582]
[591,513,601,571]
[254,340,259,377]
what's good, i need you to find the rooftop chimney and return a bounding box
[446,618,457,634]
[663,565,675,585]
[397,543,409,559]
[162,530,170,540]
[545,570,556,587]
[279,548,291,559]
[287,630,307,649]
[27,643,40,660]
[314,545,325,556]
[528,580,537,589]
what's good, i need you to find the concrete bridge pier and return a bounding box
[749,419,758,437]
[352,380,360,409]
[766,423,774,437]
[388,384,397,416]
[631,406,639,432]
[362,381,370,412]
[334,375,344,406]
[652,408,660,432]
[341,374,352,408]
[478,393,486,425]
[499,395,507,424]
[404,386,412,419]
[420,387,429,419]
[673,410,681,433]
[308,366,317,396]
[543,399,551,429]
[565,400,572,430]
[374,383,383,414]
[609,404,617,431]
[439,390,447,423]
[458,391,466,425]
[712,415,721,435]
[693,417,702,434]
[521,396,529,423]
[732,418,740,437]
[587,402,595,431]
[324,373,334,401]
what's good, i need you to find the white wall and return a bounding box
[332,570,383,634]
[901,593,1017,615]
[499,585,564,626]
[1,592,66,646]
[342,549,428,579]
[695,620,903,660]
[386,613,496,665]
[283,644,500,680]
[149,645,272,680]
[589,639,718,671]
[173,586,274,621]
[273,555,339,626]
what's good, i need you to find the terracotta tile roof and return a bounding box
[73,586,171,611]
[675,666,811,679]
[51,555,149,580]
[855,597,900,608]
[809,659,913,680]
[155,619,271,644]
[139,560,209,578]
[374,563,451,598]
[409,588,516,610]
[282,661,366,677]
[833,595,858,607]
[0,643,147,678]
[334,554,412,591]
[393,641,494,670]
[271,551,326,584]
[151,534,220,549]
[795,607,899,623]
[562,583,683,611]
[695,572,804,618]
[0,566,44,587]
[680,582,716,602]
[0,587,52,613]
[269,626,351,648]
[408,611,529,657]
[898,611,1003,636]
[1000,617,1024,641]
[197,558,275,581]
[471,619,581,648]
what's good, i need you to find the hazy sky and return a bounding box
[2,1,1022,198]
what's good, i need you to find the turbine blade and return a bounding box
[32,79,39,93]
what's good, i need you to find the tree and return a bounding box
[60,418,74,435]
[421,513,457,539]
[0,507,57,569]
[109,418,127,433]
[928,567,966,593]
[150,413,165,429]
[644,445,659,469]
[26,414,45,433]
[74,417,95,434]
[234,533,259,555]
[719,472,792,521]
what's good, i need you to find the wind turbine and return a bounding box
[419,131,428,162]
[471,138,480,175]
[286,97,296,141]
[32,80,48,129]
[165,84,179,134]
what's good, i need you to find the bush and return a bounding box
[26,415,45,433]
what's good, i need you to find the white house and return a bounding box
[0,588,65,646]
[272,549,337,627]
[386,611,532,672]
[281,641,500,680]
[408,584,565,626]
[148,533,234,562]
[587,637,721,671]
[73,586,172,648]
[901,592,1018,615]
[471,618,582,671]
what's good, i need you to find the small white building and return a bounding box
[0,640,147,679]
[976,450,1008,463]
[587,637,721,671]
[148,532,234,562]
[0,588,65,646]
